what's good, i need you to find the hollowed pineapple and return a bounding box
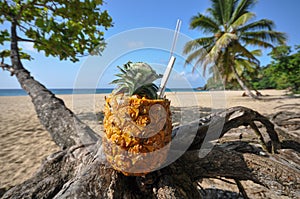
[103,62,172,176]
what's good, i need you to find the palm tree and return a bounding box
[183,0,286,98]
[205,49,261,93]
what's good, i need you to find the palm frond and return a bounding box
[183,40,202,55]
[183,37,215,54]
[230,12,256,30]
[235,58,258,73]
[208,32,237,63]
[223,0,236,25]
[230,0,257,24]
[215,0,225,24]
[201,44,221,75]
[209,0,236,25]
[232,41,260,65]
[223,48,234,76]
[207,0,223,24]
[240,36,274,48]
[238,19,275,32]
[190,13,220,33]
[242,31,287,45]
[249,49,262,57]
[184,47,208,65]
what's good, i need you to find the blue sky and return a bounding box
[1,0,300,89]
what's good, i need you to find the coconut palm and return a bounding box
[222,49,262,87]
[206,49,261,91]
[183,0,286,98]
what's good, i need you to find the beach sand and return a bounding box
[0,89,298,195]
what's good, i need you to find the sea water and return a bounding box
[0,88,203,96]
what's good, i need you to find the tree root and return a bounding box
[2,106,299,199]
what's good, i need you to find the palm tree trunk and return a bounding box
[10,20,99,149]
[230,65,258,99]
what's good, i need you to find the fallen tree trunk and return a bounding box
[2,106,299,198]
[3,144,300,198]
[4,20,99,149]
[14,68,100,149]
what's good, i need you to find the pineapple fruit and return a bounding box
[103,62,172,176]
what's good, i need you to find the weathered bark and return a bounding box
[9,19,100,149]
[2,107,299,198]
[14,68,100,149]
[1,143,201,199]
[272,110,300,131]
[185,106,280,153]
[271,108,300,153]
[3,143,299,198]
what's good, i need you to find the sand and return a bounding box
[0,89,298,190]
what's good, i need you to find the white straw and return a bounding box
[158,56,176,98]
[170,19,182,57]
[158,19,182,98]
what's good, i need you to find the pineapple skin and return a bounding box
[103,94,172,176]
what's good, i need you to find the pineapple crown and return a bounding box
[111,61,163,99]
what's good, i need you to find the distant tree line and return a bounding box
[205,45,300,95]
[250,45,300,94]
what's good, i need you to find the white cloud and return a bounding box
[127,41,144,49]
[20,42,36,53]
[185,72,200,81]
[179,71,186,76]
[168,70,203,88]
[172,71,200,81]
[172,71,185,80]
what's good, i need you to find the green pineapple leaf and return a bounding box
[133,83,159,99]
[111,61,162,98]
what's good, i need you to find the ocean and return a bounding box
[0,88,203,96]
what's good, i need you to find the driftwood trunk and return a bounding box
[2,105,299,198]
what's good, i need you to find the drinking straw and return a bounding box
[170,19,182,58]
[158,19,182,98]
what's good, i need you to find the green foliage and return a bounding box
[269,45,291,59]
[0,0,113,62]
[0,30,9,45]
[205,76,225,90]
[0,49,10,59]
[0,49,33,61]
[111,62,163,99]
[250,45,300,93]
[250,67,277,89]
[183,0,286,93]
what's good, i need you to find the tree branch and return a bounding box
[0,62,15,75]
[234,179,249,199]
[185,106,280,153]
[17,36,38,43]
[180,145,300,197]
[17,0,39,20]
